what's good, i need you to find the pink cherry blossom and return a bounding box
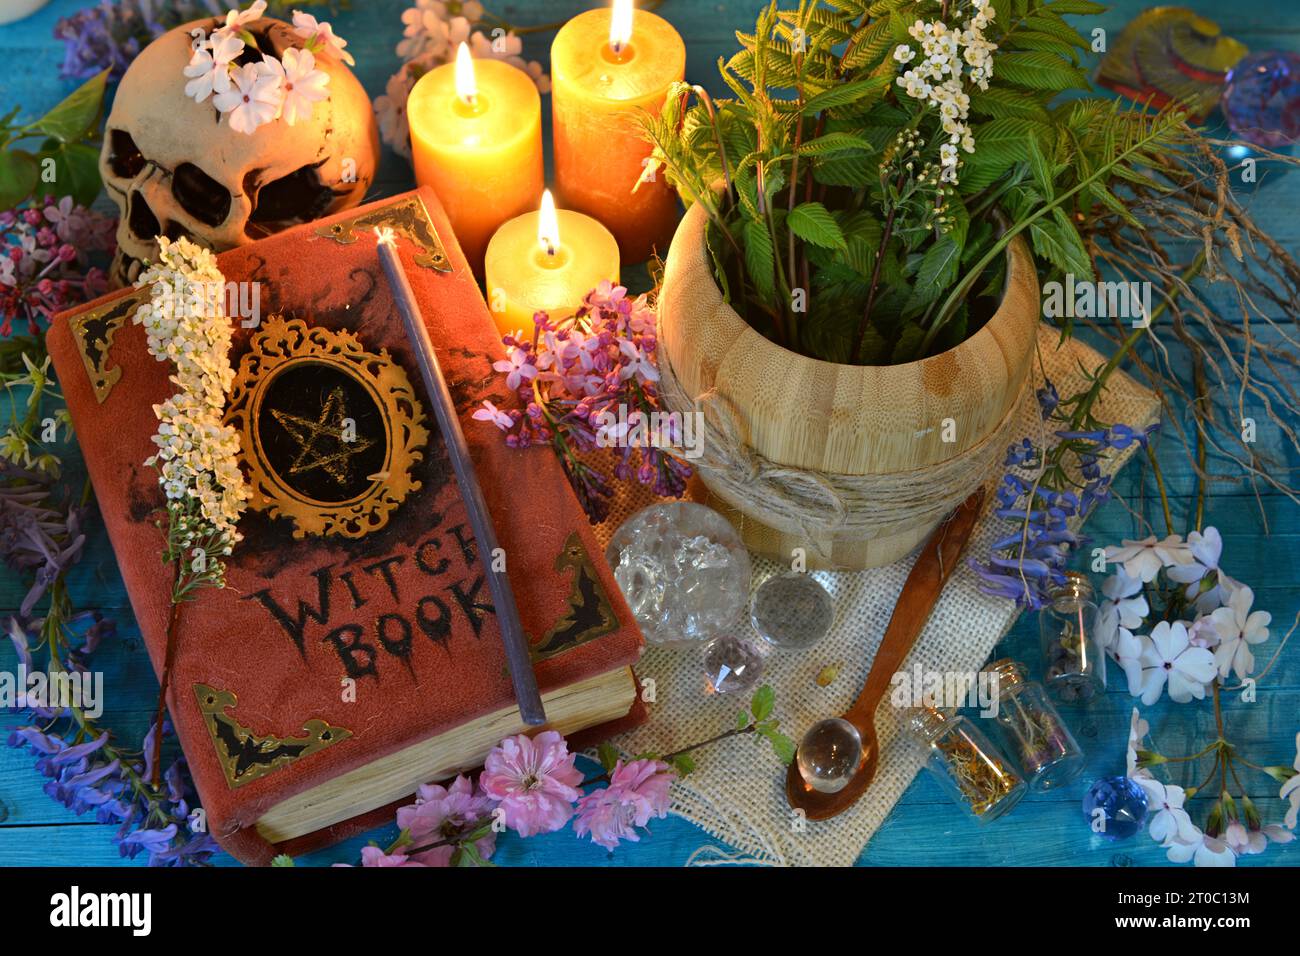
[573,759,674,850]
[215,0,267,37]
[479,731,582,837]
[357,845,426,867]
[395,774,495,866]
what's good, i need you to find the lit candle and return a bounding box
[551,0,685,264]
[484,190,620,338]
[408,43,544,274]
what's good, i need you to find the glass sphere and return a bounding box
[751,573,835,650]
[797,718,863,794]
[1083,775,1149,841]
[1223,51,1300,149]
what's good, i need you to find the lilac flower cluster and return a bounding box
[8,718,216,865]
[54,0,223,80]
[0,462,87,617]
[474,281,692,522]
[970,378,1157,608]
[1,197,115,337]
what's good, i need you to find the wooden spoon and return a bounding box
[785,487,987,821]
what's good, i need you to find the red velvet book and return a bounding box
[47,188,644,865]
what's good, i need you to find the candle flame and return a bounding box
[538,190,560,257]
[610,0,634,53]
[454,42,477,106]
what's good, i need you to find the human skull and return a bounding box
[101,16,378,286]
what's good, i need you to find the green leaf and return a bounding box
[1044,0,1107,14]
[766,730,797,765]
[796,132,875,156]
[38,142,102,206]
[737,709,751,731]
[965,118,1051,171]
[968,87,1050,122]
[802,75,891,114]
[0,149,39,209]
[1030,208,1092,279]
[995,52,1089,92]
[671,753,697,777]
[35,70,108,144]
[270,854,296,867]
[915,236,961,301]
[750,684,775,721]
[743,218,777,301]
[891,322,927,363]
[1025,136,1055,200]
[597,742,620,772]
[788,201,846,248]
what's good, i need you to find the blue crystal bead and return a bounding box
[1222,51,1300,149]
[1082,776,1149,841]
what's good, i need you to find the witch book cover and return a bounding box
[45,187,644,865]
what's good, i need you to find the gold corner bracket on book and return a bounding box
[313,196,452,273]
[194,683,353,790]
[68,289,150,404]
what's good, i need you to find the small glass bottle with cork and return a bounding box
[1039,571,1105,703]
[982,659,1086,790]
[906,706,1026,823]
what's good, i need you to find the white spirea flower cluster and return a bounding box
[133,237,250,566]
[893,0,998,185]
[183,2,351,135]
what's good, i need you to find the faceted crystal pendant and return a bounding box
[1082,775,1149,840]
[1223,51,1300,149]
[702,635,765,695]
[751,573,835,650]
[797,718,863,794]
[606,502,751,647]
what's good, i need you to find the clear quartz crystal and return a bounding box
[703,635,765,695]
[751,572,835,650]
[797,718,863,794]
[606,503,751,647]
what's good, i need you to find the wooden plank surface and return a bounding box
[1,0,1297,867]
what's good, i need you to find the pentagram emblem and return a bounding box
[270,386,377,492]
[225,316,429,538]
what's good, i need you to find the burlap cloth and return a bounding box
[593,325,1159,866]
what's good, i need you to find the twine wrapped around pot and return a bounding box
[656,323,1031,553]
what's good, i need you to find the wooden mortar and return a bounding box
[658,200,1039,570]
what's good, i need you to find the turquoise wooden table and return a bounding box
[2,0,1297,867]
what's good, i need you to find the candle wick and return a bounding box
[545,241,557,257]
[611,40,623,55]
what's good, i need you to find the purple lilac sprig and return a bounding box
[53,0,226,80]
[474,281,693,523]
[971,376,1158,609]
[4,573,214,865]
[1,197,115,337]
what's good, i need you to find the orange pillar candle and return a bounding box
[551,0,685,264]
[484,190,620,338]
[408,44,544,275]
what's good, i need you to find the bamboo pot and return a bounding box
[658,200,1039,569]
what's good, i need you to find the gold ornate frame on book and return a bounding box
[225,316,430,539]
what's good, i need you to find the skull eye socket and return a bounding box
[246,165,338,237]
[107,129,145,180]
[172,162,233,228]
